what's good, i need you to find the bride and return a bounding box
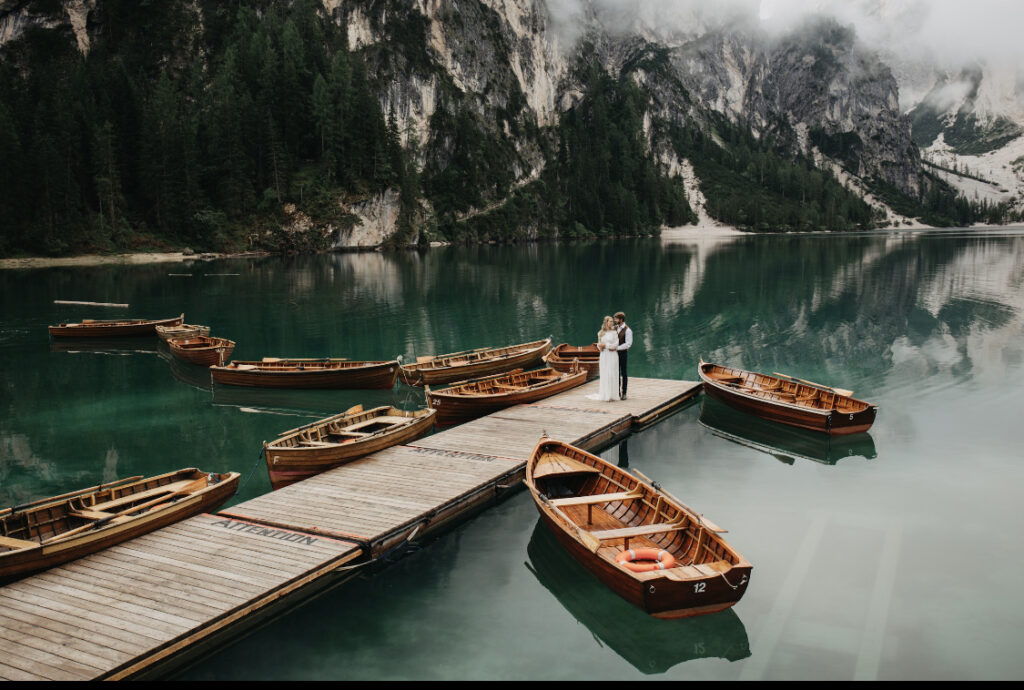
[586,316,620,402]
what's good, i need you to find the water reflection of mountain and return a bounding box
[698,397,876,465]
[524,521,750,674]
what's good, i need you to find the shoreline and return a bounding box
[6,223,1024,270]
[0,250,270,271]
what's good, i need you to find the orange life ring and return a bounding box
[614,548,676,572]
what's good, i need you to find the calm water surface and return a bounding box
[2,229,1024,680]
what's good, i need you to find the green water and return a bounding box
[3,229,1024,680]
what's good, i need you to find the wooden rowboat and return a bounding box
[697,360,878,435]
[543,343,601,380]
[48,313,184,337]
[0,468,239,582]
[168,335,236,367]
[426,366,587,427]
[397,337,552,386]
[156,323,211,342]
[526,438,751,619]
[210,358,398,389]
[525,521,751,672]
[264,405,436,488]
[698,396,876,466]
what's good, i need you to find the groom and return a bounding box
[614,311,632,400]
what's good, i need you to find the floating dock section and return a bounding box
[0,377,700,680]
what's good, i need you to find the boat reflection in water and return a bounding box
[524,521,750,674]
[211,383,415,418]
[49,338,160,356]
[157,347,214,393]
[698,397,876,466]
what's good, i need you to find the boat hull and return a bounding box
[211,361,398,389]
[398,339,552,386]
[543,343,601,381]
[0,471,239,583]
[428,369,587,427]
[698,363,877,435]
[168,337,236,367]
[49,314,184,338]
[265,409,436,488]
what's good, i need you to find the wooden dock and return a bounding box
[0,377,700,680]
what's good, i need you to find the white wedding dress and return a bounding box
[586,330,620,402]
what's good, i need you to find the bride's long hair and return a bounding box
[597,315,615,339]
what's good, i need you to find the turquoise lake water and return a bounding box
[2,228,1024,679]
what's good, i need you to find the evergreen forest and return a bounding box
[0,0,1019,258]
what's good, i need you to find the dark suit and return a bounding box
[616,324,632,398]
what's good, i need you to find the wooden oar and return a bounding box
[40,476,209,545]
[772,372,853,397]
[1,476,144,517]
[276,404,367,437]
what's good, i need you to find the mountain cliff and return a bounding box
[0,0,1016,257]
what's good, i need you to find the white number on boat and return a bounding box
[694,582,706,593]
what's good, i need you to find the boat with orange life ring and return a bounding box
[615,547,676,573]
[525,437,752,619]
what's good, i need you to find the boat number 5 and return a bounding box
[693,582,706,593]
[849,413,854,420]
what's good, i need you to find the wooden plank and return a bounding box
[0,633,102,680]
[8,579,194,635]
[0,625,111,672]
[0,587,172,643]
[62,558,251,608]
[0,660,51,681]
[0,604,140,662]
[0,593,153,654]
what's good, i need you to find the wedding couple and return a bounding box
[586,311,632,402]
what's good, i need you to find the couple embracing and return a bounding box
[586,311,632,402]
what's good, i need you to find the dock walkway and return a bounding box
[0,377,700,680]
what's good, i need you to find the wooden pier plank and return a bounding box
[0,377,697,680]
[0,513,360,680]
[222,444,522,542]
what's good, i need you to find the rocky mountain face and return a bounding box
[0,0,980,248]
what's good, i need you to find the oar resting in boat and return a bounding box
[772,372,853,397]
[40,477,210,544]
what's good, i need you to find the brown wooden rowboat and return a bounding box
[426,366,587,427]
[697,360,877,435]
[48,313,184,337]
[398,337,552,386]
[543,343,601,381]
[156,323,211,342]
[525,438,751,619]
[0,468,239,582]
[210,358,398,389]
[263,405,436,488]
[168,335,236,367]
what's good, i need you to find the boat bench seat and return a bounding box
[549,490,642,507]
[298,440,347,447]
[0,535,38,549]
[589,521,686,541]
[89,479,196,511]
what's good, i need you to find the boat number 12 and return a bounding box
[693,582,706,593]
